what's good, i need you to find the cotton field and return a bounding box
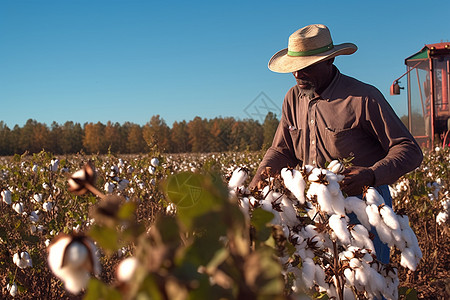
[0,148,448,299]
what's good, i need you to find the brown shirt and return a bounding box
[251,67,423,187]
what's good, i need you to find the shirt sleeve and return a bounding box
[363,90,423,186]
[249,91,301,188]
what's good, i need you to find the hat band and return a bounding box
[287,43,334,57]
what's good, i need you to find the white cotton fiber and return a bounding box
[365,188,385,206]
[328,214,351,245]
[228,168,248,189]
[301,258,316,288]
[281,168,306,204]
[379,205,400,231]
[345,196,371,229]
[400,247,417,271]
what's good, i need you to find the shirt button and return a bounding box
[312,160,316,165]
[311,140,315,145]
[310,120,315,125]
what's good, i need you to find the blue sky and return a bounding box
[1,0,449,128]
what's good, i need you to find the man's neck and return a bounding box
[316,65,337,95]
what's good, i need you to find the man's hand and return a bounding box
[340,166,375,196]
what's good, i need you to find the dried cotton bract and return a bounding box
[47,233,100,294]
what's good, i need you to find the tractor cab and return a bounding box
[391,42,450,148]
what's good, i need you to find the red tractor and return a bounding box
[391,42,450,148]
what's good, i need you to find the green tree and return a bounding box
[0,121,12,155]
[262,112,279,151]
[187,117,210,153]
[83,122,106,154]
[143,115,172,152]
[171,120,191,153]
[125,123,147,153]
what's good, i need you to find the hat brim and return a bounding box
[268,42,357,73]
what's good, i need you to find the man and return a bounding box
[250,24,423,263]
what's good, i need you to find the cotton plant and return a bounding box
[7,282,18,297]
[47,233,101,294]
[13,251,33,269]
[436,197,450,226]
[2,189,12,205]
[228,160,422,300]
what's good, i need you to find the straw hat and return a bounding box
[268,24,357,73]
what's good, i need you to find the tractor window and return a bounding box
[433,57,450,137]
[407,60,429,137]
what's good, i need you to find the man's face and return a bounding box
[292,60,333,92]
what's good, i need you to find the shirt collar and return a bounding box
[318,65,340,101]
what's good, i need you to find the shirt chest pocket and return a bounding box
[288,127,303,161]
[323,126,364,159]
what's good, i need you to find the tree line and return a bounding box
[0,113,279,155]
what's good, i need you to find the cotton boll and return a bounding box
[7,282,18,297]
[117,179,130,191]
[354,266,369,288]
[343,286,356,300]
[150,157,159,167]
[13,202,24,214]
[30,210,40,223]
[43,201,53,212]
[330,192,346,216]
[301,258,316,288]
[116,257,138,282]
[314,263,327,289]
[391,228,406,251]
[327,160,344,174]
[365,188,385,206]
[328,214,351,245]
[436,211,448,225]
[281,168,306,204]
[2,190,11,205]
[13,251,32,269]
[148,166,156,175]
[104,182,115,194]
[280,196,298,227]
[302,224,318,239]
[61,269,91,294]
[397,214,410,229]
[307,183,334,214]
[261,185,271,199]
[307,168,323,182]
[349,258,361,269]
[379,205,400,231]
[400,247,417,271]
[239,197,250,216]
[375,221,394,246]
[48,234,100,294]
[368,267,386,296]
[64,242,89,268]
[33,193,43,203]
[345,196,371,229]
[326,284,338,299]
[401,226,417,248]
[306,205,320,222]
[350,225,374,251]
[366,204,382,227]
[228,168,248,189]
[344,267,355,286]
